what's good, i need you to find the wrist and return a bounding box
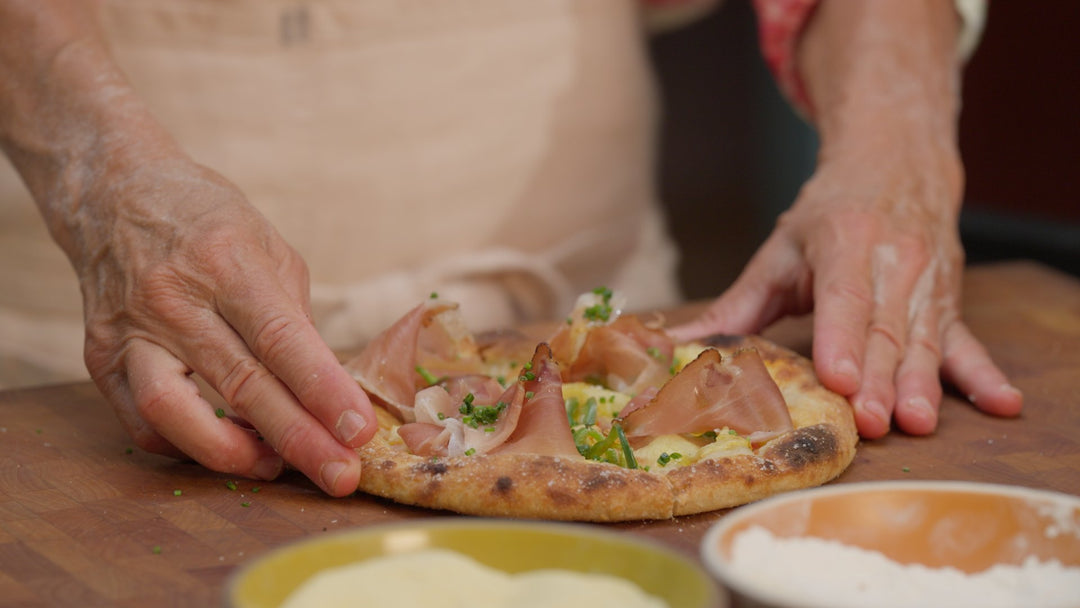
[798,1,962,151]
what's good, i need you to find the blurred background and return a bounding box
[649,0,1079,300]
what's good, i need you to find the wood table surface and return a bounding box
[2,260,1078,607]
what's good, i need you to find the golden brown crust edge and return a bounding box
[357,436,674,522]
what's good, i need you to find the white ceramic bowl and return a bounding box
[701,481,1080,608]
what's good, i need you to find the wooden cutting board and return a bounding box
[1,261,1078,607]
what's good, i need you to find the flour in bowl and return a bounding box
[280,549,669,608]
[726,526,1080,608]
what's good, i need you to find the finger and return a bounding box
[849,323,902,439]
[941,321,1024,418]
[124,339,285,479]
[180,316,364,496]
[217,268,377,449]
[891,308,944,436]
[808,242,875,397]
[846,244,934,437]
[668,236,808,342]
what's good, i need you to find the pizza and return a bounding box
[343,288,858,522]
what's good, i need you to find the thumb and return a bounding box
[668,240,808,342]
[668,277,777,342]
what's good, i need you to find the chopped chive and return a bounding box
[241,502,251,508]
[215,408,226,418]
[415,365,439,386]
[125,447,134,455]
[173,489,182,497]
[525,391,535,400]
[902,466,911,473]
[583,397,598,426]
[429,291,438,299]
[151,545,162,555]
[251,487,261,493]
[613,424,638,470]
[464,448,476,456]
[225,480,238,491]
[565,397,581,425]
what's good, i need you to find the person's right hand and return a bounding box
[74,157,377,496]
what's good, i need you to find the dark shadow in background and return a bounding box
[649,0,1078,302]
[649,0,816,300]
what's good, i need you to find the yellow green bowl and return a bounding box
[227,518,724,608]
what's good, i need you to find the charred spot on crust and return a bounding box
[416,461,449,476]
[379,459,397,471]
[494,476,513,493]
[582,471,628,493]
[769,425,837,469]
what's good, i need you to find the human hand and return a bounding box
[669,140,1023,438]
[73,158,377,495]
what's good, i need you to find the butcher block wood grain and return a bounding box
[1,261,1077,607]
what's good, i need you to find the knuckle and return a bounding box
[822,278,874,309]
[218,357,276,409]
[250,312,302,362]
[133,378,178,426]
[868,321,905,352]
[907,332,943,361]
[272,422,319,462]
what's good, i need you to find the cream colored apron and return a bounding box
[0,0,681,388]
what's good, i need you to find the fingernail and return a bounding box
[320,459,349,493]
[253,454,284,480]
[336,410,368,444]
[1001,383,1023,398]
[834,359,859,382]
[906,397,937,423]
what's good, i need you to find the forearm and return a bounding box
[0,0,183,256]
[797,0,964,206]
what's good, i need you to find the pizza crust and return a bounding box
[357,431,675,521]
[354,335,858,521]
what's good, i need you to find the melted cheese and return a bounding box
[561,382,630,422]
[672,343,710,374]
[279,549,668,608]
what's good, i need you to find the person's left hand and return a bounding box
[669,135,1023,438]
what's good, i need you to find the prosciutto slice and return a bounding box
[563,315,675,394]
[398,379,526,458]
[619,347,794,444]
[492,344,581,459]
[343,299,485,422]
